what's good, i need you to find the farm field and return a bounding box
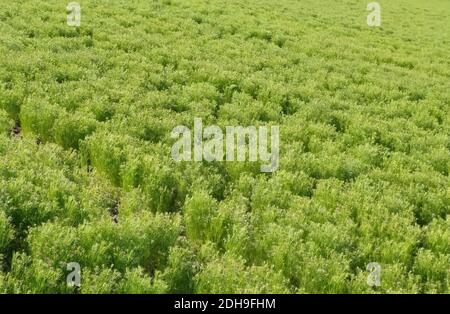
[0,0,449,294]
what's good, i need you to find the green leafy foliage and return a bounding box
[0,0,449,294]
[195,253,290,293]
[0,110,13,135]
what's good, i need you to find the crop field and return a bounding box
[0,0,449,294]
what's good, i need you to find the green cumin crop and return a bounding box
[0,0,449,294]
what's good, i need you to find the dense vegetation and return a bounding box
[0,0,449,293]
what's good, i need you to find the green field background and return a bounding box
[0,0,449,293]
